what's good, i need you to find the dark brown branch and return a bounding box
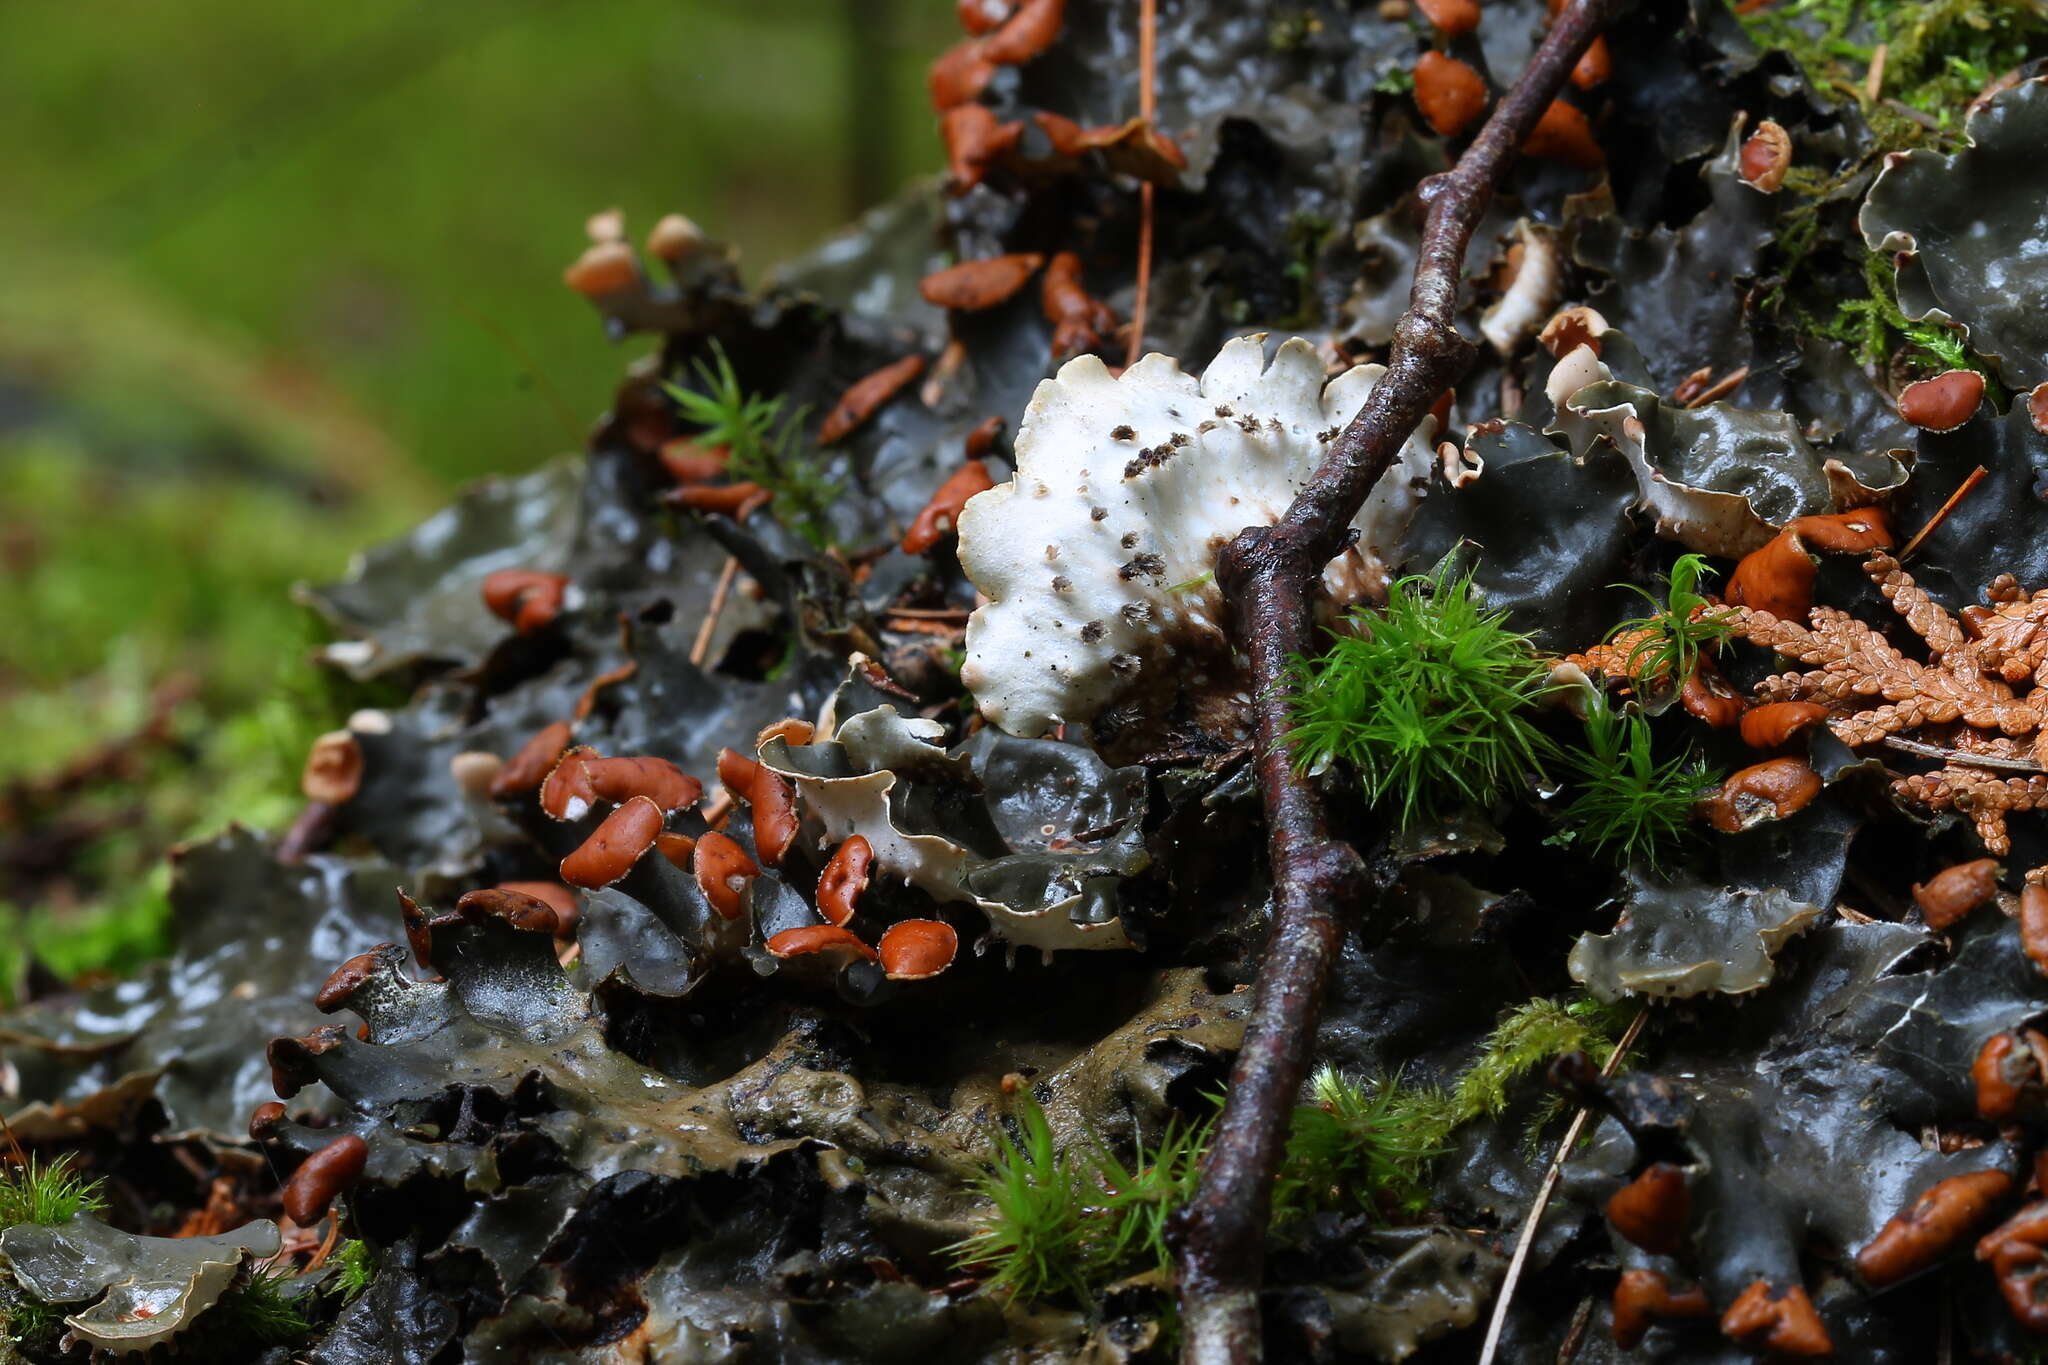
[1169,5,1628,1359]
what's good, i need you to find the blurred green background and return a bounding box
[0,0,955,992]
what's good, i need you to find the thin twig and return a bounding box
[1477,1007,1649,1365]
[690,555,742,668]
[1680,364,1748,408]
[1898,464,1987,561]
[1126,0,1157,368]
[1882,734,2046,775]
[1168,5,1625,1359]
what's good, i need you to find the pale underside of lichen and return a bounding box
[956,334,1435,747]
[1724,554,2048,871]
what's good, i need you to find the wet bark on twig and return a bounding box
[1169,4,1629,1358]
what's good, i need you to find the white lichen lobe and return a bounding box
[957,334,1435,741]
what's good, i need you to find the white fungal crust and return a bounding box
[956,334,1435,739]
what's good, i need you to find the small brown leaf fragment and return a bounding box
[880,919,960,980]
[2022,884,2048,977]
[563,241,639,297]
[455,887,561,936]
[302,731,363,805]
[1606,1162,1690,1255]
[581,756,703,813]
[1701,757,1821,833]
[315,952,383,1013]
[1898,369,1986,432]
[1523,100,1602,169]
[1912,858,2001,929]
[920,254,1046,311]
[540,745,603,822]
[1414,0,1480,35]
[693,831,759,921]
[817,836,875,927]
[819,355,928,445]
[1738,119,1792,191]
[1611,1269,1710,1349]
[560,795,665,889]
[904,461,997,553]
[492,721,573,799]
[1719,1280,1832,1356]
[1413,52,1489,138]
[1857,1169,2014,1286]
[282,1135,369,1228]
[717,748,800,865]
[1740,701,1831,749]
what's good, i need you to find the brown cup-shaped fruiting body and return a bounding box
[1738,119,1792,191]
[281,1134,369,1228]
[668,482,771,517]
[1523,100,1602,169]
[449,751,503,798]
[492,721,573,799]
[1414,0,1479,34]
[315,952,384,1013]
[880,919,960,980]
[1606,1162,1691,1256]
[645,213,704,263]
[658,439,729,486]
[654,831,698,872]
[978,0,1063,63]
[2029,382,2048,437]
[928,39,997,112]
[1412,52,1488,138]
[1786,508,1893,553]
[1857,1169,2014,1287]
[1702,758,1822,833]
[756,718,816,750]
[493,881,578,937]
[903,461,997,554]
[1042,251,1118,362]
[2022,885,2048,977]
[1726,529,1815,621]
[560,796,666,889]
[1739,701,1832,750]
[1912,858,2001,930]
[1977,1201,2048,1331]
[582,756,703,813]
[717,748,799,866]
[693,831,759,921]
[248,1101,287,1142]
[942,105,1025,189]
[1719,1280,1832,1357]
[1570,34,1611,89]
[1539,305,1608,359]
[302,731,364,805]
[455,887,561,936]
[919,254,1045,311]
[480,568,571,634]
[540,745,603,821]
[1898,369,1986,433]
[818,355,927,445]
[563,241,639,297]
[1678,659,1745,729]
[1611,1269,1711,1349]
[1973,1032,2040,1120]
[817,836,875,927]
[766,925,879,968]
